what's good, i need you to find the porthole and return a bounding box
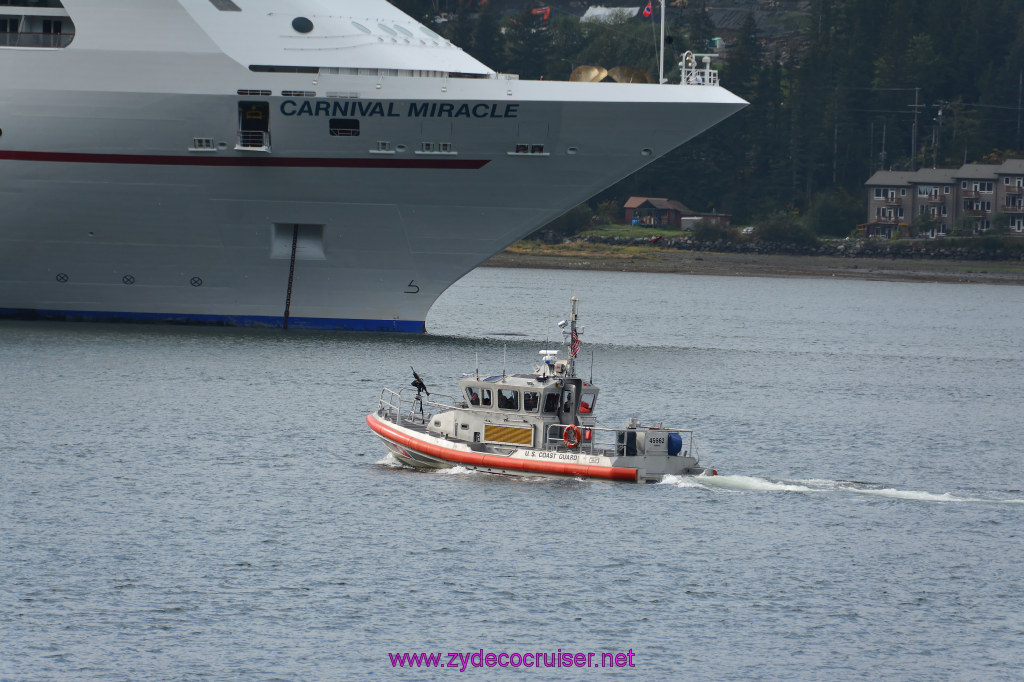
[641,148,653,157]
[567,146,579,155]
[292,17,314,34]
[377,24,397,37]
[55,273,69,283]
[122,275,136,285]
[352,21,371,34]
[190,277,203,287]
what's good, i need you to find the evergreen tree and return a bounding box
[473,3,504,69]
[686,2,716,53]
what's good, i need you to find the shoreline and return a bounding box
[482,246,1024,285]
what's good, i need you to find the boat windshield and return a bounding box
[497,389,518,410]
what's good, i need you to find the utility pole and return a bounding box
[880,122,887,171]
[832,88,838,184]
[910,87,921,171]
[933,104,944,169]
[1017,70,1022,151]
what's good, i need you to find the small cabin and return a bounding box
[428,370,599,449]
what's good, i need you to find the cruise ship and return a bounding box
[0,0,746,331]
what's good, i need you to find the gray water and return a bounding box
[2,268,1023,680]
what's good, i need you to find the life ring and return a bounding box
[563,424,582,449]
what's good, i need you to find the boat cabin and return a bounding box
[427,366,599,450]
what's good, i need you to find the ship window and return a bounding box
[479,389,492,407]
[292,17,313,34]
[2,13,75,48]
[352,22,371,34]
[394,25,414,38]
[580,392,596,414]
[543,392,559,413]
[523,391,540,412]
[465,387,480,406]
[329,119,359,137]
[250,65,319,74]
[377,24,397,37]
[498,389,519,410]
[208,0,241,10]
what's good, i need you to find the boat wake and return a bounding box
[375,454,405,468]
[660,474,1024,505]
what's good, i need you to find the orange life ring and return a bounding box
[563,424,582,449]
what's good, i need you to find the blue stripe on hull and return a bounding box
[0,308,426,333]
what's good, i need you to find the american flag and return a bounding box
[570,329,581,357]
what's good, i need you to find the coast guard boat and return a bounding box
[367,298,716,482]
[0,1,745,330]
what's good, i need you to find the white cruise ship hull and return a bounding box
[0,1,746,331]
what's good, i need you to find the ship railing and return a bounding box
[680,52,719,87]
[377,387,461,426]
[0,32,74,49]
[543,423,694,457]
[235,131,271,152]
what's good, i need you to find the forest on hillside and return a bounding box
[391,1,1024,235]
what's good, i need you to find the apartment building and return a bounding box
[864,160,1024,238]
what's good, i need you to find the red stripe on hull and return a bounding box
[0,150,489,170]
[367,413,638,482]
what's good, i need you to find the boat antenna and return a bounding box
[502,344,507,379]
[475,351,479,380]
[589,350,594,385]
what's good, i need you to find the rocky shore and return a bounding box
[576,234,1024,261]
[483,236,1024,285]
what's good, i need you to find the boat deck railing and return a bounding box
[544,423,694,458]
[235,131,271,152]
[0,32,74,49]
[680,52,719,87]
[377,387,462,427]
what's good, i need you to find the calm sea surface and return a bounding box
[2,268,1023,680]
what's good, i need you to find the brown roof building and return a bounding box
[624,196,730,229]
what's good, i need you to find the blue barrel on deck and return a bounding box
[667,432,683,456]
